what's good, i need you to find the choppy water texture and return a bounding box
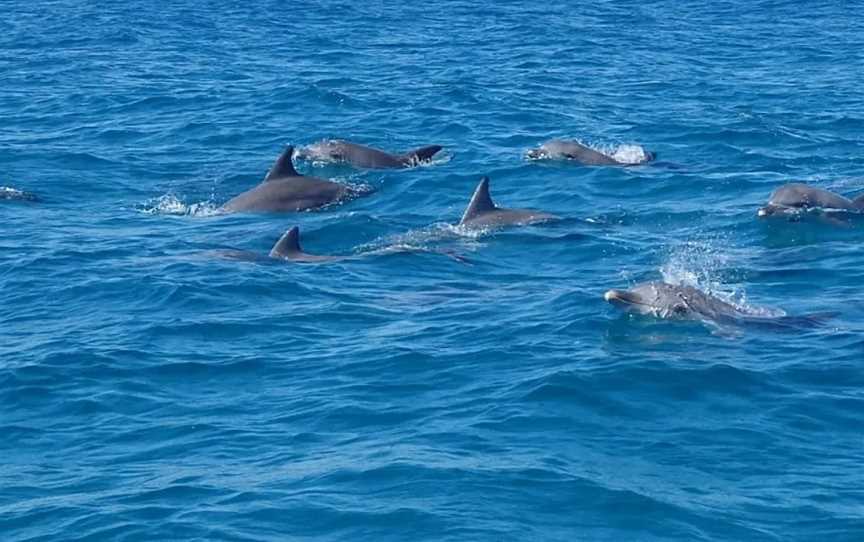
[3,2,864,540]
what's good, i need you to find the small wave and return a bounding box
[137,193,221,217]
[0,186,39,202]
[357,223,484,255]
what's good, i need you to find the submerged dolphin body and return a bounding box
[296,140,443,169]
[757,183,864,217]
[458,176,558,228]
[526,140,654,166]
[604,281,832,331]
[223,146,362,213]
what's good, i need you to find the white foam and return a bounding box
[137,193,221,217]
[610,144,651,165]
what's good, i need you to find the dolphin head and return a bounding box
[604,282,693,318]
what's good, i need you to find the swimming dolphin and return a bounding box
[458,176,558,228]
[604,281,832,331]
[526,139,654,166]
[296,139,443,169]
[214,226,341,263]
[757,183,864,217]
[222,146,362,213]
[269,226,341,262]
[605,281,745,321]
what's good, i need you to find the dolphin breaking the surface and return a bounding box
[223,146,364,213]
[757,183,864,217]
[296,139,443,169]
[526,140,654,166]
[458,176,558,228]
[604,281,833,331]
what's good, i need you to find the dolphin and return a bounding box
[458,176,558,228]
[269,226,341,262]
[214,226,341,263]
[604,281,833,331]
[222,146,363,213]
[526,139,654,166]
[296,139,443,169]
[757,183,864,217]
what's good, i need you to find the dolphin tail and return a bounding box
[459,176,496,225]
[269,226,302,258]
[265,146,299,181]
[403,145,443,164]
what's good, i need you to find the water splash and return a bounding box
[0,186,39,202]
[137,193,221,217]
[610,144,652,165]
[660,239,785,318]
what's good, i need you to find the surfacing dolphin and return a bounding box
[757,183,864,217]
[458,176,558,228]
[222,146,364,213]
[269,226,342,262]
[296,139,443,169]
[604,281,832,331]
[216,226,342,264]
[526,139,655,166]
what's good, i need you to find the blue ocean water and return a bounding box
[2,1,864,540]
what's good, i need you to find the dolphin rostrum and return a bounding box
[757,183,864,217]
[296,139,443,169]
[458,176,558,228]
[526,139,654,166]
[222,146,363,213]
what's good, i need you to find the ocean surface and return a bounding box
[2,1,863,540]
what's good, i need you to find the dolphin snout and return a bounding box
[525,148,546,160]
[604,289,630,304]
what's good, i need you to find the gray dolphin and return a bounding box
[458,176,558,228]
[215,226,341,263]
[757,183,864,217]
[604,281,832,330]
[296,139,443,169]
[269,226,341,262]
[526,139,654,166]
[222,146,362,213]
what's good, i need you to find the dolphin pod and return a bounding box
[296,139,443,169]
[84,132,851,331]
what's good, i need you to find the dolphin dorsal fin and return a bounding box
[265,146,300,181]
[460,176,496,224]
[270,226,302,258]
[852,193,864,209]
